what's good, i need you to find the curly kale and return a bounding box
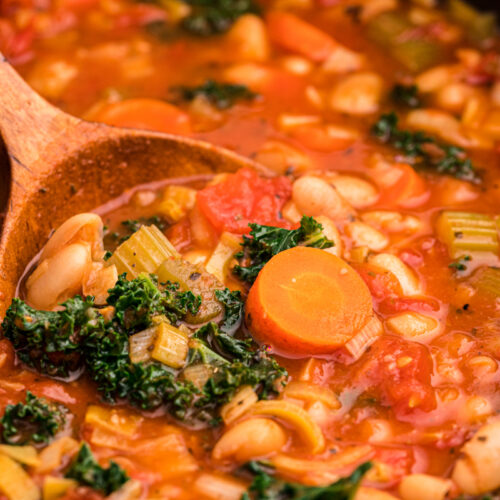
[1,391,66,445]
[107,274,200,331]
[1,296,95,378]
[65,443,129,495]
[390,84,421,108]
[214,288,244,335]
[241,461,372,500]
[234,216,334,284]
[371,112,480,183]
[181,0,260,36]
[174,80,257,109]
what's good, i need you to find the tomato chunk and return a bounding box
[196,168,292,234]
[354,337,436,417]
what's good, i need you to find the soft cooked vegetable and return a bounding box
[196,168,292,234]
[156,258,223,323]
[42,476,77,500]
[150,322,189,368]
[105,216,167,246]
[0,445,40,467]
[1,392,66,446]
[108,225,179,278]
[205,232,242,283]
[181,0,260,36]
[65,443,129,495]
[390,84,421,109]
[173,80,257,109]
[367,11,442,72]
[246,246,373,355]
[448,0,497,44]
[372,112,480,183]
[0,453,40,500]
[241,460,372,500]
[233,216,334,284]
[436,211,499,258]
[90,98,191,135]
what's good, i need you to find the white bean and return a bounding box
[292,176,355,222]
[41,213,103,261]
[212,418,287,462]
[254,140,313,175]
[83,263,118,305]
[329,175,378,209]
[452,421,500,495]
[26,243,92,310]
[329,72,384,115]
[226,14,270,62]
[399,474,451,500]
[369,253,421,296]
[314,216,343,257]
[346,221,388,251]
[386,312,440,341]
[361,211,421,233]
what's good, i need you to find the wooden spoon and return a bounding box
[0,53,258,317]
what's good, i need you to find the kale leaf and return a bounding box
[104,215,167,246]
[65,443,129,495]
[241,461,372,500]
[174,80,257,109]
[0,391,66,445]
[215,288,244,335]
[234,216,334,284]
[371,112,480,183]
[181,0,260,36]
[390,84,421,108]
[1,296,95,378]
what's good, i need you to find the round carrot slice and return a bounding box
[91,98,191,135]
[245,246,373,356]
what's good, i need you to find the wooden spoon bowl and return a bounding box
[0,54,258,317]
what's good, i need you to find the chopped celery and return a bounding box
[205,232,241,283]
[436,211,499,258]
[473,267,500,297]
[108,225,179,278]
[367,11,443,72]
[151,322,189,369]
[448,0,497,44]
[129,326,157,364]
[157,259,225,324]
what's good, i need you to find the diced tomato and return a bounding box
[378,296,440,315]
[266,11,335,62]
[165,217,192,252]
[196,168,292,234]
[354,336,436,417]
[371,447,413,485]
[351,262,402,301]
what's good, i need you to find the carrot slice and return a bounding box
[266,11,335,62]
[246,246,373,355]
[91,98,191,135]
[377,163,428,208]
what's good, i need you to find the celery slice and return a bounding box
[157,259,225,324]
[473,267,500,297]
[108,225,179,278]
[151,322,189,369]
[436,211,499,258]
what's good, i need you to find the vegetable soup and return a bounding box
[1,0,500,499]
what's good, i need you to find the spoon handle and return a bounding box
[0,52,79,169]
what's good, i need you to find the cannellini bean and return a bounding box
[26,243,92,309]
[461,396,492,424]
[254,140,313,175]
[329,72,384,115]
[452,421,500,495]
[212,418,287,462]
[346,221,388,251]
[386,312,441,341]
[27,243,92,310]
[435,83,477,113]
[361,211,421,233]
[226,14,270,62]
[369,253,421,296]
[292,176,355,222]
[415,65,459,93]
[27,57,78,99]
[278,114,321,130]
[83,263,118,305]
[399,474,452,500]
[220,386,258,425]
[329,175,378,209]
[322,45,365,73]
[193,473,246,500]
[41,213,103,261]
[314,216,343,257]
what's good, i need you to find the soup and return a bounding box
[1,0,500,499]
